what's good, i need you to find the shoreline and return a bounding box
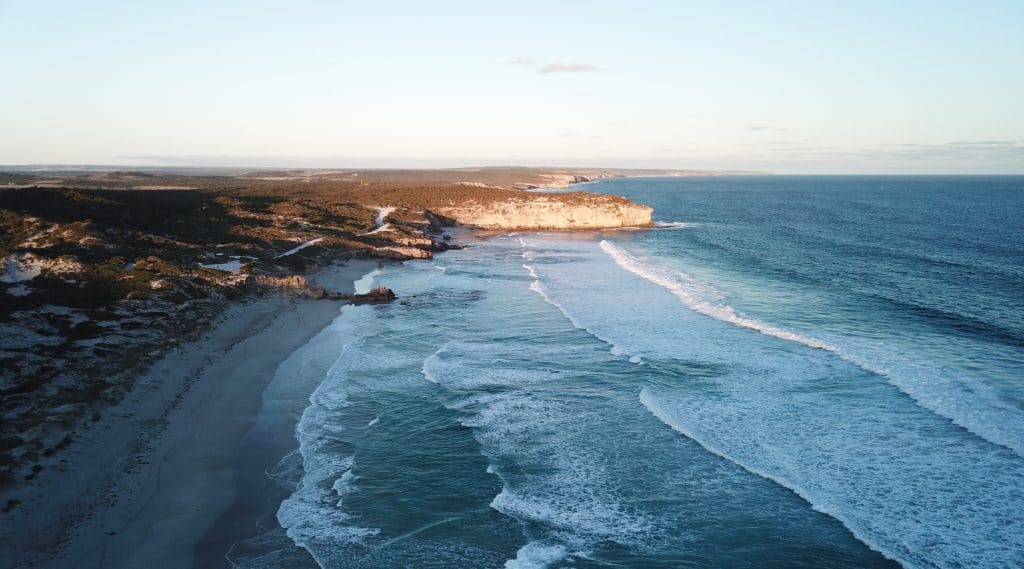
[193,263,386,568]
[0,259,380,569]
[0,180,655,568]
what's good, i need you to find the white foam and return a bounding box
[332,467,358,502]
[420,346,444,384]
[504,541,569,569]
[637,389,898,563]
[490,485,649,545]
[599,239,1024,458]
[422,336,655,552]
[422,340,564,389]
[375,516,463,549]
[516,236,1024,567]
[527,278,637,364]
[278,306,382,565]
[654,221,691,229]
[353,268,383,295]
[599,240,832,349]
[639,382,1024,569]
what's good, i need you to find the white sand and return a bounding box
[275,238,325,259]
[0,259,380,569]
[361,206,397,235]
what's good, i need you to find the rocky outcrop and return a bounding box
[428,193,653,230]
[247,274,311,290]
[351,285,396,303]
[369,232,434,249]
[369,246,433,260]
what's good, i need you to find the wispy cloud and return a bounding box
[747,125,788,132]
[871,140,1024,161]
[506,58,599,75]
[539,62,597,74]
[744,139,1024,163]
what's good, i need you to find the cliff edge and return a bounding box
[428,192,653,230]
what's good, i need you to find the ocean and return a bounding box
[261,176,1024,568]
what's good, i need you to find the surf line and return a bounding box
[598,238,1024,458]
[637,388,906,568]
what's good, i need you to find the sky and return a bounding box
[1,0,1023,174]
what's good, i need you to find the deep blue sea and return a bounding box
[271,176,1024,568]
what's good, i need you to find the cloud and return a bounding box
[539,62,597,74]
[747,126,788,132]
[869,140,1024,161]
[506,58,599,74]
[743,139,1024,164]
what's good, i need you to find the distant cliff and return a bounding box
[428,193,653,230]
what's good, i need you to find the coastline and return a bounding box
[0,259,380,569]
[0,176,658,568]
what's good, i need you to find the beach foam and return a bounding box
[519,236,1024,568]
[599,239,1024,457]
[638,380,1024,569]
[526,277,637,364]
[503,541,568,569]
[352,268,382,295]
[277,304,383,566]
[654,221,691,229]
[420,329,656,557]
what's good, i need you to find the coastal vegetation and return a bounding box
[0,169,653,488]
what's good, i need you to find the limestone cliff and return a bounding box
[428,193,653,230]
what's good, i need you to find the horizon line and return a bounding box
[3,163,1024,177]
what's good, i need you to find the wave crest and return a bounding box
[599,239,1024,457]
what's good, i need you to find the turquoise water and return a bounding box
[275,176,1024,568]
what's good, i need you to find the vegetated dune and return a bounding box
[0,171,658,486]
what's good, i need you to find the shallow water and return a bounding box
[272,176,1024,568]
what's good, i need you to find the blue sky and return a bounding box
[1,0,1022,173]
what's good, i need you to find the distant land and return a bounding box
[0,165,766,190]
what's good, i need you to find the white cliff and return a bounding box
[429,193,653,230]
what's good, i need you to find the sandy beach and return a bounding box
[1,259,380,569]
